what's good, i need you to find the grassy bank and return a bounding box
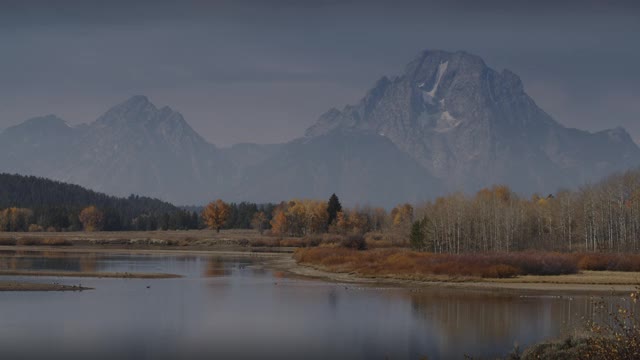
[0,229,299,250]
[294,248,640,280]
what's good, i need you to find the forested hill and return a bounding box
[0,173,175,212]
[0,173,198,231]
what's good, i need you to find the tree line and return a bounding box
[202,169,640,254]
[409,169,640,253]
[0,173,275,232]
[6,169,640,254]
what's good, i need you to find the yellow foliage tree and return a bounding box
[308,201,329,234]
[391,203,414,226]
[335,211,350,234]
[251,211,268,234]
[79,206,104,232]
[202,199,230,232]
[269,199,329,236]
[0,207,33,232]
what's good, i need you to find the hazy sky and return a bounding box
[1,0,639,146]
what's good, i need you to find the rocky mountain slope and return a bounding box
[0,96,230,204]
[306,50,640,194]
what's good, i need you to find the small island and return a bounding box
[0,281,91,292]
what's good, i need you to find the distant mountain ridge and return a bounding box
[306,50,640,194]
[1,50,638,206]
[0,96,231,204]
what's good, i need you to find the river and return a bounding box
[0,250,622,359]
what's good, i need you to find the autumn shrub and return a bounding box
[611,255,640,272]
[0,237,17,246]
[318,234,346,245]
[93,238,130,245]
[28,224,43,232]
[364,232,394,248]
[235,239,250,246]
[500,252,578,276]
[516,291,640,360]
[16,237,40,246]
[40,238,72,246]
[480,264,519,279]
[294,249,583,279]
[517,337,602,360]
[166,239,192,246]
[294,235,324,247]
[17,237,72,246]
[578,291,640,359]
[341,234,367,250]
[577,253,612,271]
[306,235,323,247]
[280,238,311,247]
[575,253,640,272]
[249,238,280,247]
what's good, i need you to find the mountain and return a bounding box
[230,132,439,205]
[0,96,231,204]
[306,50,640,194]
[1,50,638,206]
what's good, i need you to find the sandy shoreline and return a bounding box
[2,244,640,293]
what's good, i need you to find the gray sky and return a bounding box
[1,0,639,146]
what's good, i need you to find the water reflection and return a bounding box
[0,251,632,360]
[0,250,98,272]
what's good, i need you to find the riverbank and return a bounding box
[270,256,640,293]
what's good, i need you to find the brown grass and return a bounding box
[574,253,640,272]
[0,237,17,246]
[364,232,397,248]
[16,237,72,246]
[294,249,640,279]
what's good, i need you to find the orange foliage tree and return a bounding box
[202,200,231,232]
[270,208,288,236]
[79,206,104,232]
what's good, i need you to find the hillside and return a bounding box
[0,96,231,204]
[0,173,196,231]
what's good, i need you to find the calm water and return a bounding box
[0,250,623,359]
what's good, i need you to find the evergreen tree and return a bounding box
[409,220,425,251]
[327,193,342,226]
